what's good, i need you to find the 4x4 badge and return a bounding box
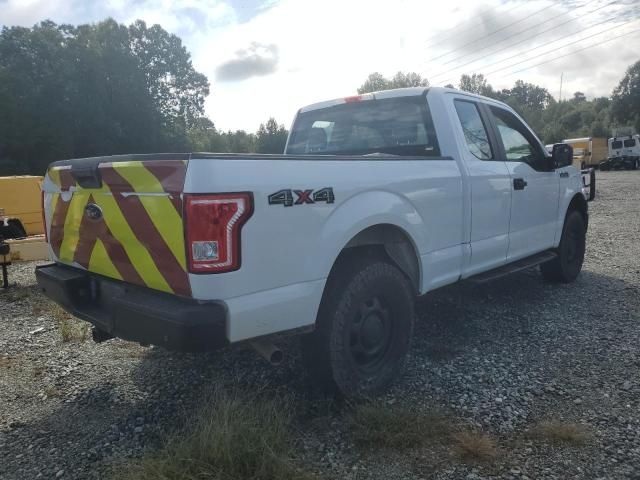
[268,188,335,207]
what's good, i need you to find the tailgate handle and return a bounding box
[71,162,102,189]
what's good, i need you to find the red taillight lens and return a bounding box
[184,193,253,273]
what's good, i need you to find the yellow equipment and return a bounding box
[0,176,44,235]
[562,137,608,169]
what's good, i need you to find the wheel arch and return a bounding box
[567,192,588,231]
[327,223,422,295]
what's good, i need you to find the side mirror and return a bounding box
[552,143,573,169]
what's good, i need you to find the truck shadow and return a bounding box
[413,268,633,363]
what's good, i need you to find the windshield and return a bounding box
[286,96,440,157]
[612,140,623,149]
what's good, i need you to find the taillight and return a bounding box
[184,193,253,273]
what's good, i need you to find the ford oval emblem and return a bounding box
[84,203,103,221]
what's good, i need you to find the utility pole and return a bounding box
[559,72,563,102]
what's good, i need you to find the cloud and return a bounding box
[215,41,279,82]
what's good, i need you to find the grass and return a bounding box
[452,430,499,462]
[528,420,591,445]
[33,297,89,342]
[44,385,61,398]
[348,401,451,449]
[112,340,147,359]
[0,355,15,369]
[113,387,313,480]
[38,302,89,342]
[3,288,30,303]
[58,313,89,342]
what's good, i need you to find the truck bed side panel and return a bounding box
[184,156,463,341]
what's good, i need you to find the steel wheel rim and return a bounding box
[349,296,393,372]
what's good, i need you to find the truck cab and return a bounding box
[602,134,640,170]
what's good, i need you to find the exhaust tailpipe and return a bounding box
[250,339,284,366]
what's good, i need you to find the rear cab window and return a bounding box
[286,96,440,157]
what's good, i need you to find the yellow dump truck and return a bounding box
[562,137,608,169]
[0,175,44,236]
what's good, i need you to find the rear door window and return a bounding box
[623,139,636,148]
[454,100,493,160]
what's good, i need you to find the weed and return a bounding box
[0,355,15,369]
[452,430,499,462]
[528,420,590,445]
[349,402,451,449]
[113,387,313,480]
[44,385,61,398]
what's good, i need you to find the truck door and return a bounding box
[451,98,512,277]
[486,106,560,261]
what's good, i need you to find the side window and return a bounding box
[454,100,493,160]
[490,106,545,168]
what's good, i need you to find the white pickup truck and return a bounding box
[36,87,588,397]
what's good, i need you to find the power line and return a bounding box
[429,0,615,82]
[482,22,639,77]
[431,6,632,83]
[500,28,639,76]
[439,25,639,86]
[423,1,528,50]
[423,2,558,64]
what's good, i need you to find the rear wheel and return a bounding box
[540,210,586,283]
[302,254,414,397]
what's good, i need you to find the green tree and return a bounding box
[458,73,494,97]
[505,80,552,111]
[128,20,209,128]
[0,19,209,175]
[357,71,428,94]
[611,60,640,132]
[255,118,288,154]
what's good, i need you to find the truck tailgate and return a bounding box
[44,157,191,296]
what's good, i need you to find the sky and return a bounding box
[1,0,639,132]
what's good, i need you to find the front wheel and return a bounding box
[302,256,415,397]
[540,210,586,283]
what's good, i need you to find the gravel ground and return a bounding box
[1,170,639,480]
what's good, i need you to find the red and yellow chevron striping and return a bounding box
[46,160,190,296]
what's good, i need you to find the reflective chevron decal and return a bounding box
[46,160,190,296]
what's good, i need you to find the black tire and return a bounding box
[599,162,609,171]
[302,254,415,397]
[0,220,26,240]
[540,210,586,283]
[588,170,596,201]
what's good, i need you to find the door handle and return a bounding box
[513,178,527,190]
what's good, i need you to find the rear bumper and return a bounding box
[35,263,227,352]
